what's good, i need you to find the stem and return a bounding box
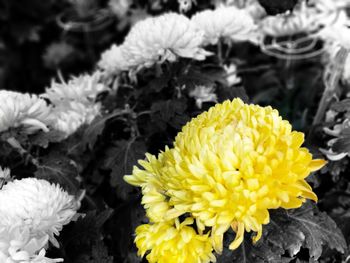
[217,40,224,65]
[312,47,348,126]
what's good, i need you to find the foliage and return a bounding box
[1,0,350,262]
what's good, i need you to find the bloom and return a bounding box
[115,13,210,71]
[51,101,101,137]
[135,218,216,263]
[44,72,107,105]
[189,85,218,108]
[260,12,319,37]
[191,6,258,45]
[125,98,326,253]
[0,178,80,247]
[224,63,241,86]
[0,91,53,134]
[0,225,63,263]
[98,44,131,74]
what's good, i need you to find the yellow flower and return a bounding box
[135,217,216,263]
[125,98,326,254]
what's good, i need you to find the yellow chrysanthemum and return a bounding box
[135,217,216,263]
[125,98,326,254]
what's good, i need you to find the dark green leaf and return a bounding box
[34,153,80,194]
[103,139,147,200]
[151,99,189,130]
[61,209,113,255]
[217,232,284,263]
[267,203,347,260]
[74,241,113,263]
[29,130,66,148]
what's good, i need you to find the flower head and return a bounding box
[0,225,63,263]
[0,178,80,247]
[98,44,131,74]
[260,12,319,37]
[51,101,101,138]
[224,63,241,86]
[125,98,326,253]
[44,72,107,105]
[0,91,53,134]
[191,6,258,45]
[118,13,210,71]
[189,85,218,108]
[135,218,216,263]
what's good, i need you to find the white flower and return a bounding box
[98,44,131,74]
[224,63,241,86]
[51,101,101,137]
[0,178,80,247]
[178,0,195,12]
[108,0,130,18]
[120,13,210,71]
[260,12,319,37]
[191,6,258,45]
[0,225,63,263]
[44,72,107,105]
[189,85,218,108]
[0,91,53,134]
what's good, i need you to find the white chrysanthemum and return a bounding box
[44,72,107,105]
[0,178,80,248]
[0,225,63,263]
[51,101,101,137]
[108,0,130,18]
[120,13,210,71]
[0,91,53,134]
[98,44,131,74]
[224,63,241,86]
[191,6,258,45]
[260,13,319,37]
[189,85,218,108]
[178,0,194,12]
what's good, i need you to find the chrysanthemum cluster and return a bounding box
[0,176,80,262]
[44,72,107,137]
[99,13,210,73]
[0,90,53,134]
[125,99,325,262]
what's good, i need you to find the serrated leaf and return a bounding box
[75,241,113,263]
[79,110,129,151]
[267,203,347,260]
[151,99,189,130]
[61,209,113,256]
[103,139,146,200]
[177,65,227,89]
[29,130,66,148]
[217,232,284,263]
[34,153,80,194]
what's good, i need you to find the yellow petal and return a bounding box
[229,222,245,250]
